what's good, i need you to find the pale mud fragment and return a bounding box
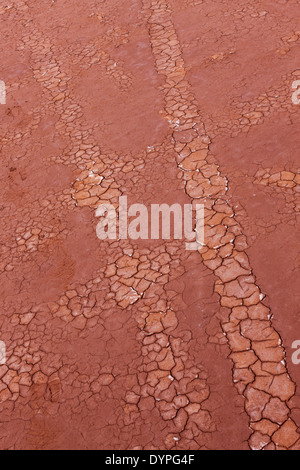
[142,0,299,449]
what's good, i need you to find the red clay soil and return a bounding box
[0,0,299,450]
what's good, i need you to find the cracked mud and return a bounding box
[0,0,299,450]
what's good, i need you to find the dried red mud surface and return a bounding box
[0,0,299,450]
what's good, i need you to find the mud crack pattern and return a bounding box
[0,0,299,450]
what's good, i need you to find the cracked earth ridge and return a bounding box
[214,162,300,248]
[14,16,187,308]
[0,1,241,450]
[176,1,300,141]
[254,168,300,192]
[0,0,298,450]
[217,167,300,250]
[205,70,300,139]
[180,1,300,55]
[142,0,299,449]
[24,28,218,444]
